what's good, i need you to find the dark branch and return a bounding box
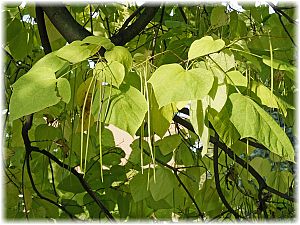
[173,115,294,202]
[42,5,93,42]
[118,5,145,32]
[26,152,77,219]
[110,6,160,46]
[35,6,52,53]
[42,4,159,47]
[30,147,116,222]
[267,2,296,24]
[178,7,188,24]
[213,133,242,219]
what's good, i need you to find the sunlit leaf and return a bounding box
[229,93,295,162]
[148,64,214,108]
[188,36,225,60]
[92,84,147,136]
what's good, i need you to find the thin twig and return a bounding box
[26,152,78,219]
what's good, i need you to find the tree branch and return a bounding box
[42,4,159,47]
[118,5,145,32]
[42,4,93,42]
[213,133,242,219]
[26,152,78,219]
[35,6,52,53]
[29,147,116,222]
[173,115,294,202]
[110,6,160,46]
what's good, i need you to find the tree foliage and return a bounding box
[3,2,296,222]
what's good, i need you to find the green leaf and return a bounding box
[195,179,223,213]
[226,70,248,93]
[9,68,60,121]
[149,167,177,201]
[190,100,204,137]
[148,64,214,108]
[61,199,84,215]
[211,6,228,28]
[55,40,99,63]
[208,67,228,112]
[30,52,68,73]
[155,134,181,156]
[175,143,194,166]
[200,97,211,156]
[82,36,114,50]
[262,56,295,81]
[57,77,71,103]
[57,174,85,193]
[150,93,175,138]
[130,172,151,202]
[229,93,295,162]
[227,71,294,116]
[118,194,130,218]
[92,84,147,136]
[35,124,61,149]
[208,106,241,148]
[209,49,235,72]
[188,36,225,60]
[129,139,152,165]
[105,46,133,73]
[6,18,30,60]
[94,61,125,87]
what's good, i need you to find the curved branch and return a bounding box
[42,5,93,42]
[111,6,159,46]
[42,4,159,47]
[213,133,242,219]
[35,6,52,54]
[30,147,116,222]
[173,115,294,202]
[118,5,145,32]
[26,152,78,219]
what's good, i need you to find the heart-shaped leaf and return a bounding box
[188,36,225,60]
[92,84,147,136]
[148,64,214,108]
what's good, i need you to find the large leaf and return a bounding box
[55,40,99,64]
[208,67,228,112]
[9,68,61,121]
[105,46,133,73]
[208,49,235,72]
[57,174,85,193]
[57,77,71,103]
[82,36,114,50]
[92,84,147,136]
[229,93,295,162]
[148,64,214,108]
[262,55,295,81]
[150,93,175,138]
[155,134,181,156]
[149,167,177,201]
[208,105,241,148]
[227,71,294,116]
[188,36,225,60]
[210,6,228,28]
[30,52,68,73]
[94,61,125,87]
[130,172,151,202]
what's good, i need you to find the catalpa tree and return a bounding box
[3,1,296,221]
